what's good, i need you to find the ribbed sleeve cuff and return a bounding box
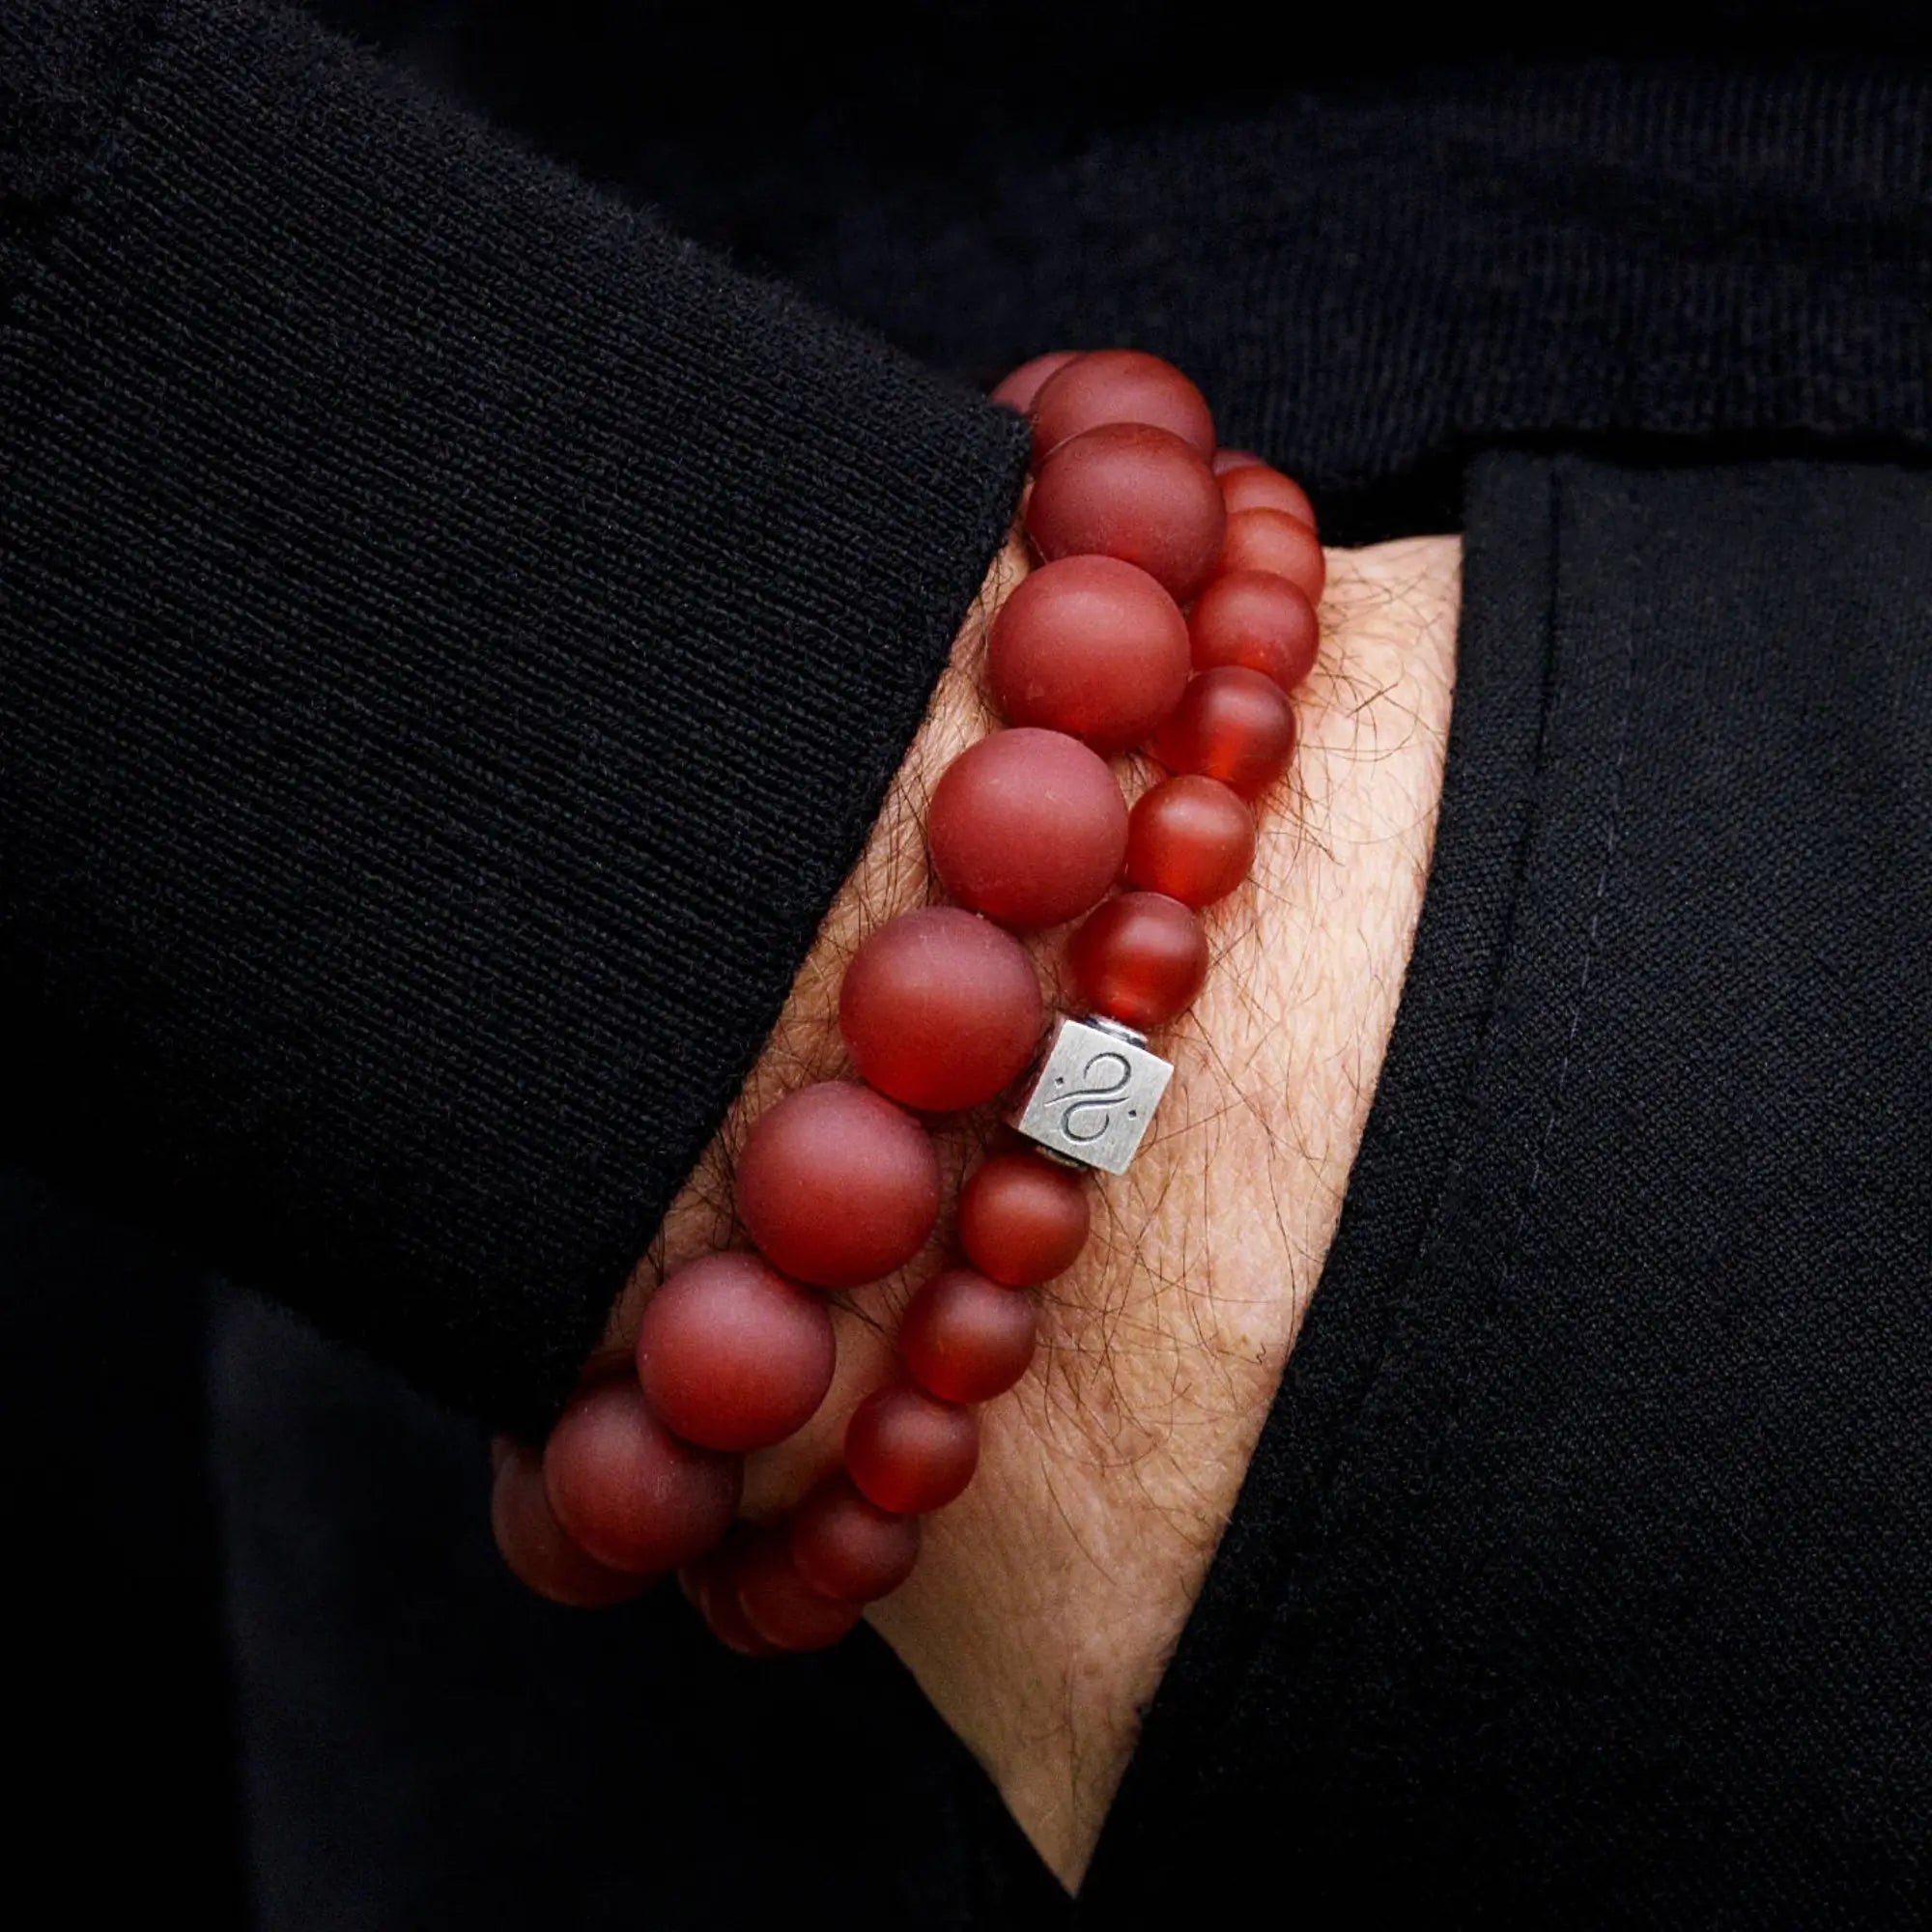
[0,0,1030,1428]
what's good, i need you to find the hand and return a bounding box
[497,527,1461,1889]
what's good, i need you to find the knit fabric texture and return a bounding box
[0,0,1029,1428]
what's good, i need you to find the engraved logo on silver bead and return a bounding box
[1012,1015,1174,1175]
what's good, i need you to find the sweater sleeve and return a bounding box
[0,0,1030,1431]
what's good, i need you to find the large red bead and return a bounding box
[636,1252,835,1452]
[929,727,1127,929]
[839,906,1042,1112]
[1188,570,1320,693]
[985,556,1191,753]
[844,1384,980,1514]
[1220,465,1318,530]
[1026,423,1226,604]
[544,1379,741,1576]
[735,1082,941,1288]
[899,1265,1039,1401]
[1125,775,1257,907]
[492,1442,647,1609]
[1152,667,1298,798]
[1218,507,1325,600]
[789,1476,922,1603]
[1067,892,1209,1030]
[990,349,1080,413]
[957,1151,1092,1287]
[734,1531,863,1652]
[1029,348,1216,462]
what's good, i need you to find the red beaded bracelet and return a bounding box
[494,348,1323,1653]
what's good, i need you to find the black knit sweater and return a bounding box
[4,4,1931,1925]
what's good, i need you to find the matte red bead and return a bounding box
[899,1265,1039,1402]
[929,727,1128,929]
[734,1531,864,1652]
[685,1538,780,1657]
[636,1252,835,1452]
[844,1384,980,1514]
[1029,348,1216,462]
[789,1475,923,1603]
[985,555,1191,752]
[1220,465,1318,530]
[840,906,1042,1112]
[1188,569,1320,692]
[990,349,1080,413]
[544,1379,742,1576]
[1218,507,1325,601]
[492,1442,648,1609]
[736,1082,941,1288]
[957,1151,1091,1287]
[1126,775,1258,907]
[1211,447,1265,475]
[1067,891,1209,1030]
[1026,423,1226,604]
[1152,667,1298,798]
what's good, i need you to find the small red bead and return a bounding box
[845,1384,980,1514]
[990,350,1081,413]
[1219,465,1318,530]
[736,1082,941,1288]
[1067,892,1209,1030]
[1153,667,1298,798]
[544,1379,742,1576]
[733,1531,863,1652]
[1029,349,1216,462]
[1188,570,1320,692]
[636,1252,835,1452]
[985,556,1191,753]
[929,727,1128,929]
[839,906,1042,1112]
[1218,507,1325,601]
[789,1476,923,1603]
[957,1151,1092,1287]
[492,1442,647,1609]
[1026,423,1226,604]
[1211,447,1265,475]
[899,1265,1039,1402]
[1125,775,1257,907]
[684,1540,781,1657]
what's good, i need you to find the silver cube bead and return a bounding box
[1011,1014,1174,1175]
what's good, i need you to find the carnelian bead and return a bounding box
[1188,570,1320,692]
[839,907,1042,1112]
[957,1151,1091,1287]
[685,1537,780,1657]
[1030,348,1216,462]
[1220,465,1318,530]
[736,1082,941,1288]
[492,1442,647,1609]
[734,1531,863,1652]
[845,1384,980,1514]
[1126,775,1257,907]
[636,1252,835,1452]
[990,349,1080,413]
[790,1476,922,1603]
[544,1379,741,1576]
[929,727,1127,929]
[1026,423,1226,603]
[1153,667,1298,798]
[1219,507,1325,600]
[986,556,1191,753]
[900,1265,1038,1401]
[1068,892,1209,1031]
[1211,447,1265,475]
